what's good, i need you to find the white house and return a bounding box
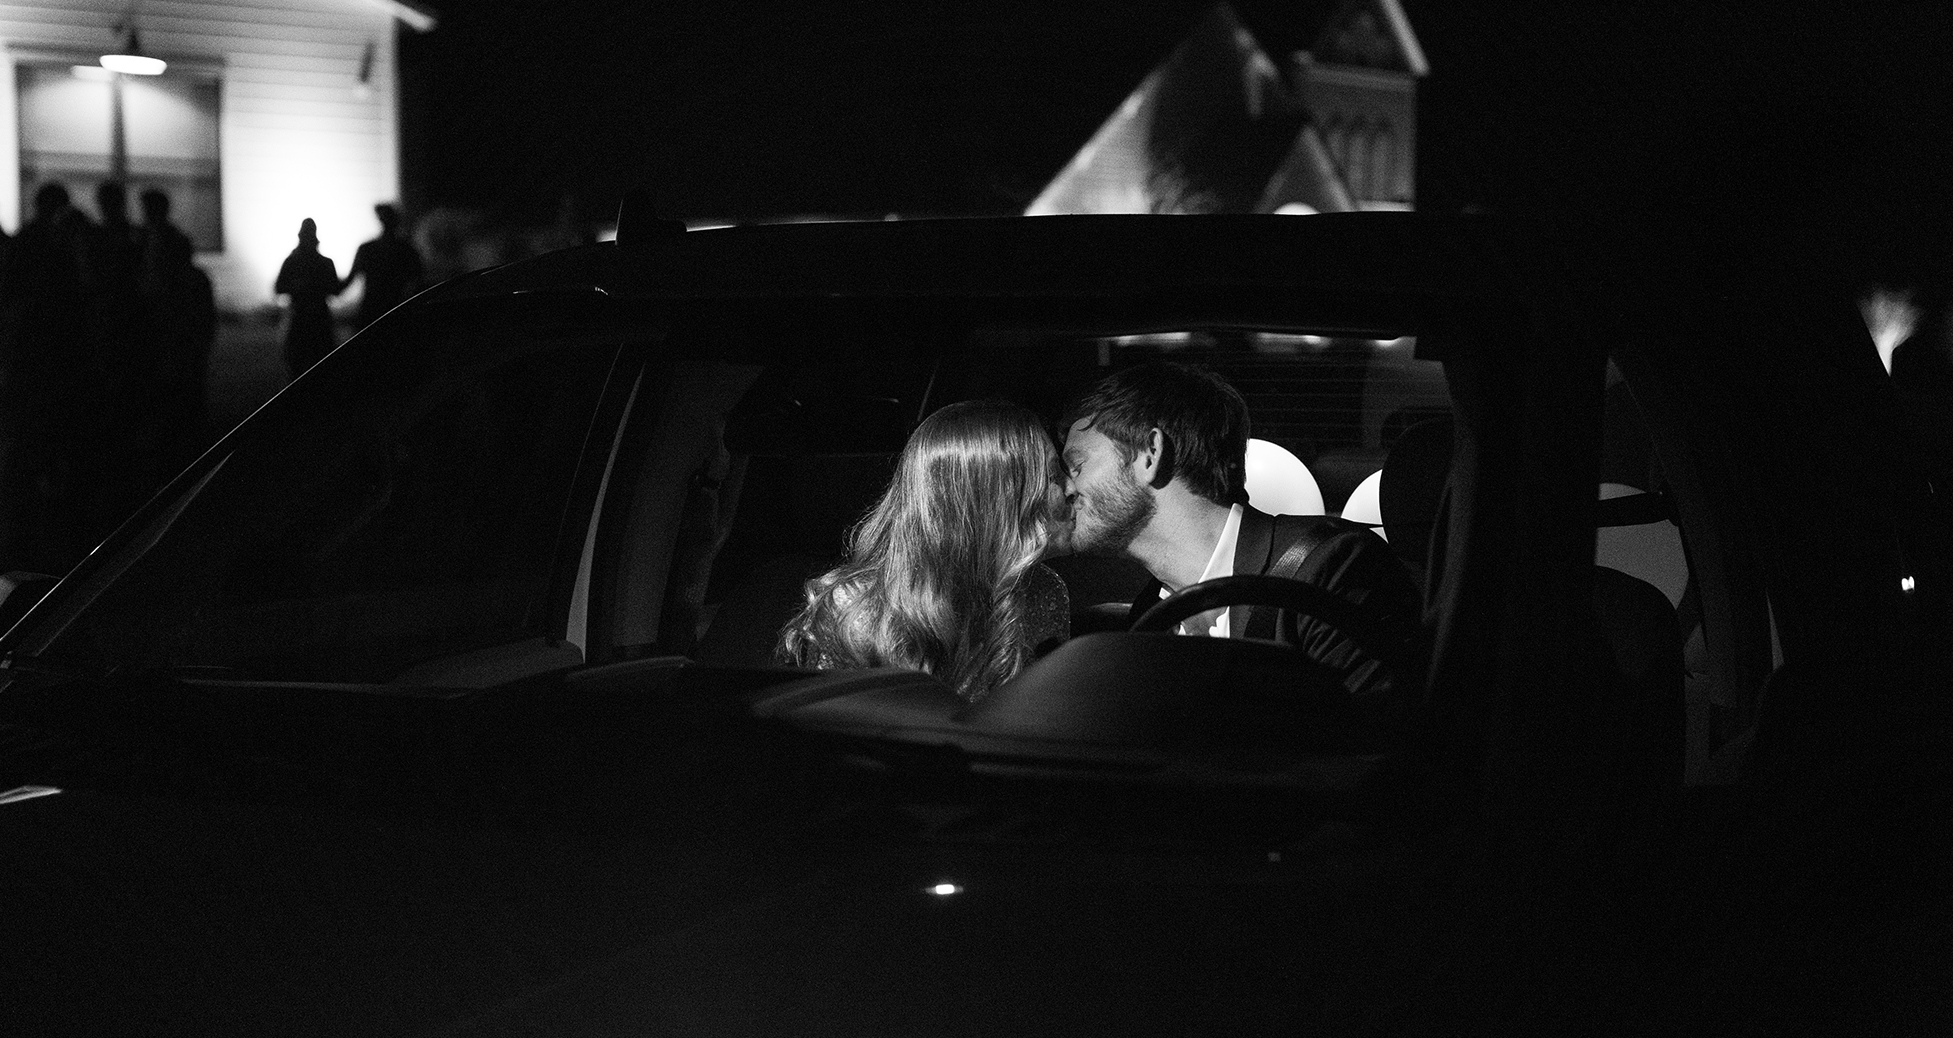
[1,0,435,311]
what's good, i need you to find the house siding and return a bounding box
[1,0,404,310]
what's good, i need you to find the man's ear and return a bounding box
[1135,428,1172,489]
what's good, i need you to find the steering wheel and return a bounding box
[1129,574,1417,673]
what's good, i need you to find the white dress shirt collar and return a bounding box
[1160,503,1243,637]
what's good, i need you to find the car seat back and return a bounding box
[1374,414,1686,783]
[1592,565,1686,787]
[1377,416,1453,587]
[694,396,908,667]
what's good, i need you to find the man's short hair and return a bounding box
[1065,360,1251,506]
[95,179,126,214]
[33,182,70,215]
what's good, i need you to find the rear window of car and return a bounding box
[952,328,1447,514]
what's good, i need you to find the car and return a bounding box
[1,208,1946,1035]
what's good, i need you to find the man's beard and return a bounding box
[1074,468,1155,557]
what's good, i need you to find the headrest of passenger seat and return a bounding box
[1341,469,1384,536]
[1244,438,1325,516]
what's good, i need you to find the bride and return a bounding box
[777,399,1071,702]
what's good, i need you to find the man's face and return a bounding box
[1063,418,1155,556]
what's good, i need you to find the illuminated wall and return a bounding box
[16,65,222,246]
[0,0,428,312]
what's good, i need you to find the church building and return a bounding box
[1029,0,1426,216]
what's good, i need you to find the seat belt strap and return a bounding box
[1244,516,1341,641]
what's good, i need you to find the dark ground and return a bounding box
[205,316,290,435]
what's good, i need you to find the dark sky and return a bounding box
[400,2,1953,284]
[401,0,1308,219]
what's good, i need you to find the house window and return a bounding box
[17,63,222,250]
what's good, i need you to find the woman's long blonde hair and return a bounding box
[778,399,1064,700]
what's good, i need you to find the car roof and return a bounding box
[424,213,1541,319]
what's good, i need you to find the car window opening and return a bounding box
[670,324,1449,681]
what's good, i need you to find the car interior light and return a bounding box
[1901,575,1917,593]
[927,882,963,897]
[1101,331,1199,349]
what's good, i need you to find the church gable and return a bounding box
[1312,0,1428,77]
[1029,0,1426,215]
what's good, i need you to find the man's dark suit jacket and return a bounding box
[1128,506,1423,719]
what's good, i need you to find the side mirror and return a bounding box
[0,572,58,637]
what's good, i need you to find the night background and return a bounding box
[400,1,1953,286]
[7,3,1953,1032]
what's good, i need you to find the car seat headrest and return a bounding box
[1340,469,1384,535]
[1243,438,1325,516]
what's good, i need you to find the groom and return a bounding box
[1060,361,1422,713]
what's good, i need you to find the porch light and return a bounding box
[101,24,166,75]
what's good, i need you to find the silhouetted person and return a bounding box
[138,189,217,478]
[341,203,423,332]
[85,181,142,308]
[0,185,95,571]
[84,181,144,386]
[275,218,340,378]
[137,188,195,287]
[73,181,153,540]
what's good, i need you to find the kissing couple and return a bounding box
[779,361,1420,712]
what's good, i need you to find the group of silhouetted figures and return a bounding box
[0,181,216,574]
[0,186,428,576]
